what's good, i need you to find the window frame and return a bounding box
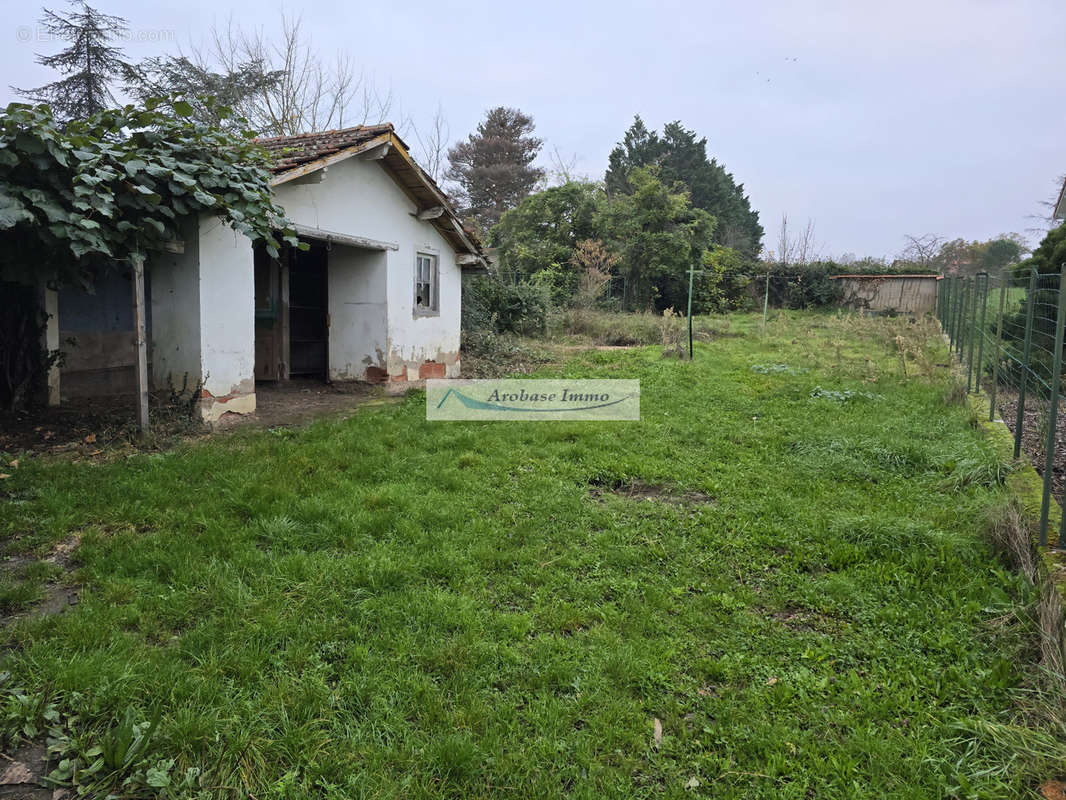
[413,252,439,317]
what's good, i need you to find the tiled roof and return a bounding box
[256,124,395,173]
[254,123,485,265]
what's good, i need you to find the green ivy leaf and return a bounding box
[0,193,33,229]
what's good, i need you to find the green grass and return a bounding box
[0,311,1056,798]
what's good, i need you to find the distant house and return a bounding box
[1055,177,1066,221]
[40,124,486,421]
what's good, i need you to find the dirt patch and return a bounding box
[0,536,81,627]
[221,379,392,430]
[767,606,843,634]
[0,381,402,457]
[0,394,166,458]
[0,739,52,799]
[588,478,714,506]
[43,536,79,571]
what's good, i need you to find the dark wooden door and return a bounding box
[288,243,328,378]
[253,247,281,381]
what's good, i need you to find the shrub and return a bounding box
[462,274,551,336]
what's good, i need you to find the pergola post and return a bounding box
[37,278,60,406]
[131,253,149,434]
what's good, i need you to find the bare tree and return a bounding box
[547,145,581,185]
[411,103,449,182]
[775,215,821,266]
[216,15,398,135]
[571,239,618,307]
[129,14,399,136]
[898,234,945,270]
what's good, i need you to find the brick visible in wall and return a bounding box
[390,366,408,383]
[365,366,387,384]
[419,361,446,379]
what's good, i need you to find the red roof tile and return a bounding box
[256,124,395,173]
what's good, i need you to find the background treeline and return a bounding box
[458,112,1028,341]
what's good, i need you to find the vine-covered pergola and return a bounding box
[0,100,299,430]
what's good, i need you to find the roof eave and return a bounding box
[268,133,393,188]
[1055,177,1066,221]
[269,131,484,259]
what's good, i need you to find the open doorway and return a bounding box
[254,240,329,383]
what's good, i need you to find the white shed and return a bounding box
[43,124,486,422]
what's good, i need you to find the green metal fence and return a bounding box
[937,265,1066,547]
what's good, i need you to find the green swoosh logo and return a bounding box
[435,388,636,413]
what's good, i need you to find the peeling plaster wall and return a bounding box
[197,217,256,403]
[151,215,256,421]
[327,246,387,381]
[384,234,461,380]
[273,156,462,382]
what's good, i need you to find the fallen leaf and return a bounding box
[0,474,10,480]
[686,776,700,790]
[8,460,17,469]
[652,717,663,748]
[1040,781,1066,800]
[766,676,778,686]
[84,433,96,444]
[0,761,33,784]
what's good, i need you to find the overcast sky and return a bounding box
[3,0,1064,258]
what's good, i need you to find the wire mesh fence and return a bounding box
[938,266,1066,547]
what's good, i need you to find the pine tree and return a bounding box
[125,55,285,130]
[605,117,764,259]
[13,2,130,123]
[445,107,544,233]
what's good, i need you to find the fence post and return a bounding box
[1014,269,1039,460]
[955,278,968,354]
[967,277,979,392]
[989,269,1008,421]
[1040,264,1066,547]
[762,271,770,328]
[974,273,989,394]
[944,277,953,330]
[949,276,959,346]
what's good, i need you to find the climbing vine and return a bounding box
[0,100,298,288]
[0,100,300,410]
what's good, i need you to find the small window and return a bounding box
[414,253,439,315]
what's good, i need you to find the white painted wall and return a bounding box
[197,216,256,406]
[273,156,463,380]
[327,246,388,380]
[150,215,256,420]
[150,219,202,392]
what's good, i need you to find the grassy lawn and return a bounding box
[0,311,1054,798]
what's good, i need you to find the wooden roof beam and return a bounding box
[417,206,445,220]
